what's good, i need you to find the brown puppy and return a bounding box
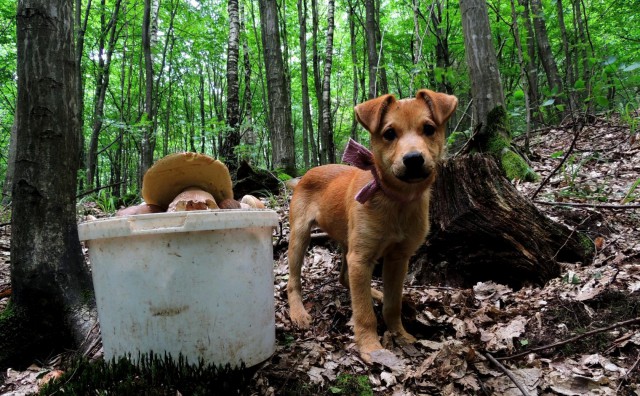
[287,89,458,362]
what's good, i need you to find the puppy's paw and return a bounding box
[391,329,417,346]
[289,308,312,329]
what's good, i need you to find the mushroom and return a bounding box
[142,152,233,211]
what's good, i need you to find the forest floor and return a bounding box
[1,115,639,395]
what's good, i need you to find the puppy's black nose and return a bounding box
[403,152,425,170]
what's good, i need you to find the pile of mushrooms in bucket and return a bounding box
[117,152,265,216]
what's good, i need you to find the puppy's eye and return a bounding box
[423,124,435,136]
[383,128,397,141]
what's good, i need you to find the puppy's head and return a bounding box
[354,89,458,189]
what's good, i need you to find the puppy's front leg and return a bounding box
[347,250,383,362]
[382,251,416,345]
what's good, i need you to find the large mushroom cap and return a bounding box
[142,152,233,209]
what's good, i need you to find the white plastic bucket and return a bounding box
[78,210,279,368]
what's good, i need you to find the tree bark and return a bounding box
[365,0,379,99]
[5,0,97,368]
[141,0,156,181]
[347,0,360,141]
[530,0,563,99]
[510,0,532,151]
[519,0,541,119]
[556,0,577,111]
[311,0,323,164]
[320,0,336,164]
[75,0,92,191]
[459,0,505,134]
[413,155,593,288]
[258,0,296,175]
[87,0,122,189]
[221,0,241,168]
[297,0,312,168]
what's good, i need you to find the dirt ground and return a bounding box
[1,116,639,395]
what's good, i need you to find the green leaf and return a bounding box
[595,96,610,107]
[622,62,640,72]
[330,387,343,394]
[514,89,524,100]
[551,150,564,158]
[573,79,585,89]
[542,98,555,106]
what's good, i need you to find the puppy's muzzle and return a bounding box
[398,151,432,182]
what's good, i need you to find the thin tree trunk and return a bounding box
[320,0,336,164]
[556,0,577,111]
[199,70,206,153]
[258,0,296,175]
[510,0,532,152]
[519,0,541,122]
[75,0,92,191]
[365,0,378,99]
[87,0,122,189]
[311,0,323,164]
[7,0,96,367]
[240,3,256,158]
[347,0,360,141]
[222,0,241,168]
[298,0,312,168]
[374,0,388,95]
[141,0,156,181]
[530,0,563,100]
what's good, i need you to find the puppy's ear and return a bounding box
[416,89,458,126]
[354,94,396,133]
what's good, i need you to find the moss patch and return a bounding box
[501,150,539,182]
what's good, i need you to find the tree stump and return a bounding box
[232,160,281,199]
[412,154,593,288]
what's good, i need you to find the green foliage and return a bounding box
[37,353,250,395]
[329,374,373,396]
[93,190,118,214]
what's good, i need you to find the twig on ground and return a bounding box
[453,123,482,158]
[534,200,640,209]
[616,353,640,393]
[530,121,584,201]
[485,352,531,396]
[498,317,640,361]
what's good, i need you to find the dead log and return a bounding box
[412,154,594,288]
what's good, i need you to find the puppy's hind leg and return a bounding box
[287,207,314,329]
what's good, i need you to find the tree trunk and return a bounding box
[459,0,505,134]
[298,0,312,168]
[556,0,577,111]
[240,3,257,158]
[347,0,360,141]
[87,0,122,189]
[311,0,323,164]
[5,0,97,368]
[374,0,388,95]
[365,0,379,99]
[221,0,241,168]
[75,0,92,191]
[413,155,593,288]
[258,0,296,175]
[460,0,536,182]
[141,0,156,181]
[320,0,336,164]
[510,0,532,151]
[530,0,563,100]
[519,0,541,121]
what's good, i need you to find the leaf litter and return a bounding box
[1,116,639,395]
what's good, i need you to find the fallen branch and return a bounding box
[498,317,640,361]
[534,200,640,210]
[485,353,531,396]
